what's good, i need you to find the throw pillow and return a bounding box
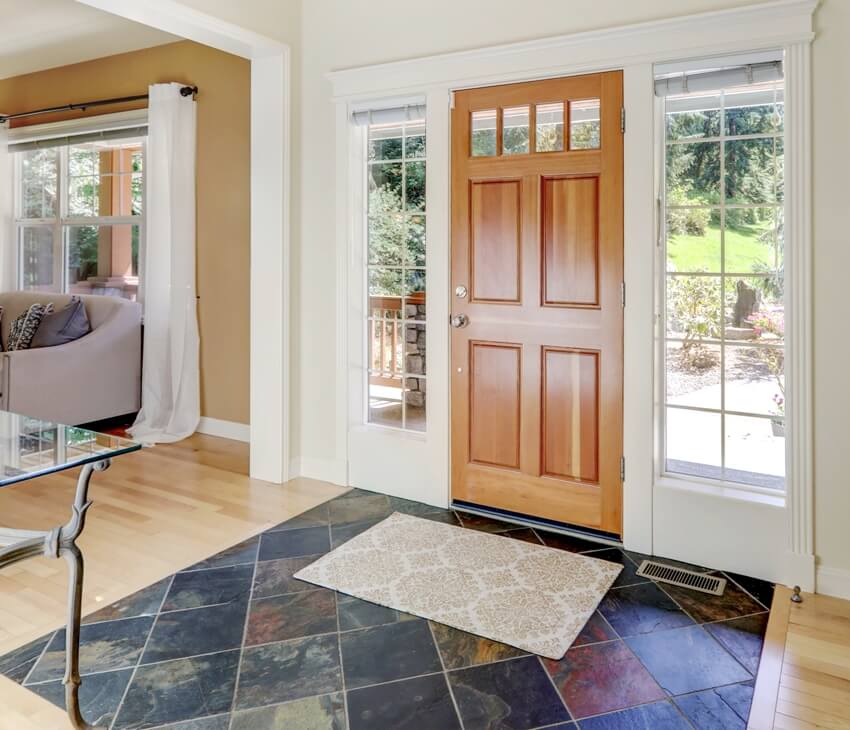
[31,297,91,349]
[7,302,55,351]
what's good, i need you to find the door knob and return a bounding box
[450,314,469,328]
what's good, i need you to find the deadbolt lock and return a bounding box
[455,285,468,299]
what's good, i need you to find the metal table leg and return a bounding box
[0,459,111,730]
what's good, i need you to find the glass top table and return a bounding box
[0,412,141,729]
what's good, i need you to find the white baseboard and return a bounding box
[289,457,347,486]
[816,564,850,600]
[196,417,250,443]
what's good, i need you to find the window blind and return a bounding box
[9,125,147,153]
[654,60,783,97]
[352,103,426,126]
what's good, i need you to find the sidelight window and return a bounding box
[365,114,427,432]
[659,55,785,490]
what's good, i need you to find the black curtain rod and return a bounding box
[0,85,198,124]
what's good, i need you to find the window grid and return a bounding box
[365,119,426,432]
[14,141,145,298]
[663,85,784,489]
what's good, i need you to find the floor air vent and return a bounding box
[636,560,727,596]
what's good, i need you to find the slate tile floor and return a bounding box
[0,488,773,729]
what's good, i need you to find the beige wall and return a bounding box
[0,41,251,424]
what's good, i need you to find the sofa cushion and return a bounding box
[7,303,54,351]
[30,297,91,349]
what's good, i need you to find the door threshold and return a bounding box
[451,500,622,548]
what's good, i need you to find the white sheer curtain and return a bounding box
[129,83,200,443]
[0,123,14,292]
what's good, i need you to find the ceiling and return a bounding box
[0,0,177,80]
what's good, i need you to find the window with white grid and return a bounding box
[662,69,785,490]
[365,117,426,431]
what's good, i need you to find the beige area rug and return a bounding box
[294,512,622,660]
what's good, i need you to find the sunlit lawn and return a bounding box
[667,222,780,274]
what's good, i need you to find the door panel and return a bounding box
[542,176,599,307]
[470,181,522,303]
[542,347,599,482]
[469,342,521,468]
[451,71,623,535]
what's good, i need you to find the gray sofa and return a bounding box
[0,292,141,425]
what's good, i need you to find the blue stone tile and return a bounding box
[0,634,51,682]
[232,693,345,729]
[83,578,171,624]
[28,668,132,728]
[266,504,330,532]
[625,625,752,695]
[328,493,393,525]
[578,701,691,729]
[252,554,321,598]
[388,496,447,517]
[258,526,330,561]
[245,589,337,644]
[163,564,254,611]
[675,685,750,729]
[598,582,694,637]
[337,594,409,631]
[235,634,342,709]
[158,716,231,730]
[183,536,259,571]
[705,614,768,674]
[538,531,607,553]
[348,673,461,730]
[448,655,571,729]
[142,600,248,664]
[456,512,518,533]
[27,616,153,683]
[330,519,380,549]
[114,650,240,729]
[416,510,462,526]
[340,619,441,689]
[715,681,754,721]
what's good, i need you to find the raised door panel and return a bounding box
[542,347,599,482]
[542,176,599,307]
[470,180,521,303]
[469,342,521,468]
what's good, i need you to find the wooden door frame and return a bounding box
[327,2,816,589]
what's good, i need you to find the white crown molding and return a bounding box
[327,0,817,100]
[76,0,284,59]
[196,417,250,443]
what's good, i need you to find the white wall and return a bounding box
[181,0,850,588]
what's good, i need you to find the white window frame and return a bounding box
[656,69,787,497]
[12,136,146,296]
[362,114,428,434]
[330,0,816,588]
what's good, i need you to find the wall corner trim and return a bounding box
[197,417,250,443]
[816,564,850,601]
[289,457,348,487]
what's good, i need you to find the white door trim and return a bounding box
[330,0,816,585]
[75,0,291,484]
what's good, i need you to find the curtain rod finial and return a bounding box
[180,86,198,98]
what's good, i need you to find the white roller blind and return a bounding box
[655,59,783,97]
[352,103,426,126]
[6,110,148,151]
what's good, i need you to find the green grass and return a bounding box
[668,222,779,274]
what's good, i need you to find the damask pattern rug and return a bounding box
[295,511,622,659]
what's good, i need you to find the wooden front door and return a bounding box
[450,72,624,535]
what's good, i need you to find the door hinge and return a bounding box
[620,281,626,307]
[620,456,626,482]
[620,106,626,134]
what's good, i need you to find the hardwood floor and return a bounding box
[0,434,348,729]
[750,585,850,729]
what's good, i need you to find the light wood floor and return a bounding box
[0,434,348,729]
[750,586,850,729]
